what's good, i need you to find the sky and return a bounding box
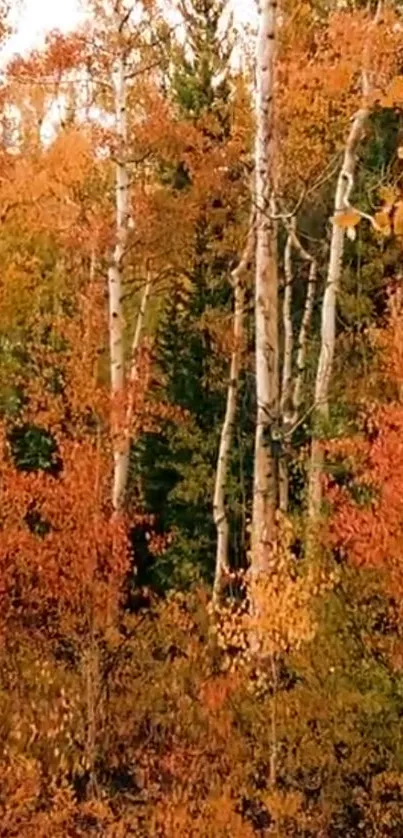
[3,0,86,62]
[3,0,256,63]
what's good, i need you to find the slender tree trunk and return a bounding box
[130,270,152,368]
[307,113,370,519]
[279,222,317,513]
[293,251,316,418]
[108,10,153,514]
[308,161,353,518]
[251,0,279,576]
[117,269,153,503]
[308,2,381,520]
[308,170,356,518]
[109,47,129,514]
[279,228,293,512]
[280,228,293,426]
[213,223,254,606]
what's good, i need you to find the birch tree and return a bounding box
[251,0,279,576]
[213,219,254,606]
[308,2,383,520]
[279,220,317,513]
[108,4,130,513]
[87,0,159,514]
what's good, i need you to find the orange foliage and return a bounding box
[3,3,403,835]
[327,291,403,610]
[333,208,361,229]
[0,284,129,641]
[278,6,403,197]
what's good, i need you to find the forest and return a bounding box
[1,0,403,834]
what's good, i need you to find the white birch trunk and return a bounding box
[293,256,316,418]
[251,0,279,576]
[279,230,293,513]
[308,110,370,519]
[117,269,153,502]
[109,47,130,513]
[130,271,152,366]
[279,223,317,512]
[212,224,254,606]
[280,229,293,424]
[308,1,382,520]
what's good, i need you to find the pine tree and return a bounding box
[136,0,254,589]
[172,0,233,124]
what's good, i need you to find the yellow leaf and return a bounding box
[379,186,398,205]
[333,208,361,229]
[394,201,403,236]
[374,208,392,236]
[398,147,403,160]
[383,76,403,108]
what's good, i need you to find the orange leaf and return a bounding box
[374,208,392,237]
[333,208,361,230]
[393,201,403,236]
[379,186,398,205]
[383,77,403,108]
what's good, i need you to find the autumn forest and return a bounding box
[2,0,403,834]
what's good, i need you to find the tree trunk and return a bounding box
[291,234,317,420]
[109,46,129,514]
[117,269,153,506]
[108,4,153,515]
[279,222,317,513]
[308,113,370,519]
[308,2,382,520]
[280,228,293,429]
[279,228,293,513]
[251,0,279,577]
[213,222,254,606]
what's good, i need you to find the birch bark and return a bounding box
[308,0,384,521]
[251,0,279,576]
[279,229,293,513]
[109,43,130,513]
[308,75,375,518]
[280,229,293,428]
[293,251,316,421]
[279,223,317,513]
[107,4,153,514]
[213,222,254,606]
[118,269,153,505]
[307,2,383,520]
